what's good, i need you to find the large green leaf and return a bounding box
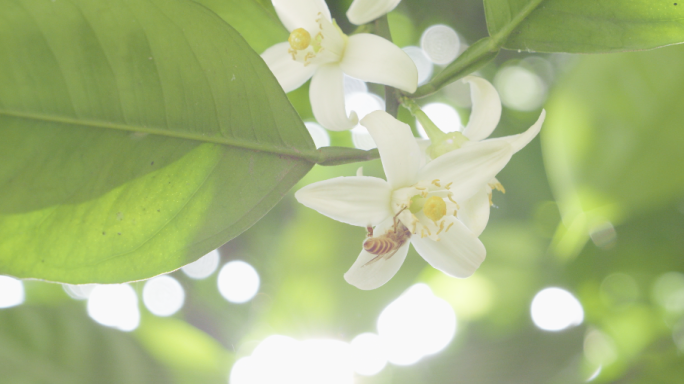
[484,0,684,53]
[0,304,171,384]
[193,0,287,54]
[542,44,684,257]
[0,0,316,283]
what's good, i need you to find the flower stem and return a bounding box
[374,15,399,118]
[400,97,446,141]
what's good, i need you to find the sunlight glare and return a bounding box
[530,287,584,331]
[87,284,140,331]
[142,275,185,316]
[182,249,220,279]
[218,260,260,304]
[0,275,24,308]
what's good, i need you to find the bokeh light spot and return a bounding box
[87,284,140,331]
[343,75,367,96]
[182,249,220,279]
[304,122,330,148]
[345,92,384,150]
[350,332,387,376]
[652,271,684,314]
[142,275,185,317]
[402,46,433,85]
[420,25,460,65]
[377,284,456,365]
[415,102,461,139]
[63,284,96,300]
[230,335,353,384]
[218,260,260,304]
[600,273,639,308]
[584,329,617,366]
[494,66,546,111]
[0,275,24,308]
[530,287,584,331]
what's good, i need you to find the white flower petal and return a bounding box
[344,217,410,290]
[458,187,491,237]
[261,42,317,93]
[310,64,358,131]
[295,176,392,227]
[461,76,502,141]
[419,139,513,202]
[361,111,424,189]
[273,0,331,32]
[346,0,401,25]
[489,109,545,153]
[411,218,485,278]
[339,34,418,93]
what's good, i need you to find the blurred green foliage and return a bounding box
[1,0,684,383]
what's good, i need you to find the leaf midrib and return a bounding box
[0,108,321,163]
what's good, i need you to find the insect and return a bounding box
[362,209,412,266]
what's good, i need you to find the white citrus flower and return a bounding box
[261,0,417,131]
[347,0,401,25]
[295,111,515,290]
[426,76,546,236]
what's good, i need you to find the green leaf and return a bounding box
[192,0,287,53]
[0,304,171,384]
[542,44,684,258]
[0,0,316,283]
[484,0,684,53]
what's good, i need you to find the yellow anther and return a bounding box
[288,28,311,51]
[436,221,445,235]
[447,194,457,204]
[423,196,447,222]
[425,226,432,236]
[431,179,441,187]
[421,191,428,198]
[453,209,458,217]
[444,182,453,190]
[445,222,454,232]
[421,229,426,238]
[415,186,426,190]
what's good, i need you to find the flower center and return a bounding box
[392,179,459,241]
[423,196,447,222]
[288,28,311,51]
[286,14,346,66]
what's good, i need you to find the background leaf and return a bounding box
[0,304,171,384]
[542,44,684,256]
[484,0,684,53]
[0,0,316,283]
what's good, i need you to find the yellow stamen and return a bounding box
[431,179,441,187]
[436,221,445,235]
[421,229,426,238]
[447,194,457,204]
[444,182,453,190]
[288,28,311,51]
[445,222,454,232]
[415,186,426,190]
[425,226,432,236]
[423,196,447,222]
